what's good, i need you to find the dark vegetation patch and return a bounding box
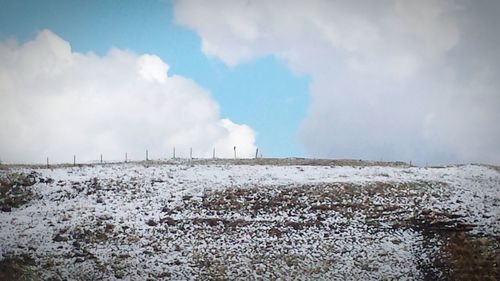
[440,232,499,281]
[174,181,498,279]
[0,172,50,210]
[0,255,41,281]
[484,164,500,173]
[416,231,500,281]
[183,181,441,227]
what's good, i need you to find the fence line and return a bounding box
[39,146,261,167]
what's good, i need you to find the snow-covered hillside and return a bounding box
[1,161,499,280]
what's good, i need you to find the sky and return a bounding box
[0,0,499,165]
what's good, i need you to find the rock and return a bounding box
[1,206,11,212]
[268,227,282,238]
[158,272,171,278]
[115,271,125,279]
[98,214,113,221]
[161,216,176,226]
[105,223,115,233]
[391,239,401,245]
[146,218,157,226]
[53,233,68,242]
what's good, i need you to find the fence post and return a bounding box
[73,155,76,166]
[173,146,175,159]
[100,154,103,164]
[46,157,49,168]
[213,148,216,159]
[146,149,149,161]
[255,148,258,159]
[234,146,237,159]
[190,147,192,160]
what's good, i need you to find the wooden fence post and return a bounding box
[173,146,175,159]
[190,147,192,160]
[234,146,236,159]
[213,148,216,159]
[146,149,149,161]
[46,157,49,168]
[73,155,76,166]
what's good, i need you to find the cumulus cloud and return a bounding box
[175,0,500,164]
[0,30,256,163]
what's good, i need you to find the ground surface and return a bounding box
[0,160,499,280]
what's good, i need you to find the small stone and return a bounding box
[1,206,12,212]
[391,239,401,245]
[115,271,125,279]
[53,233,68,242]
[158,272,171,278]
[161,216,176,226]
[146,218,157,226]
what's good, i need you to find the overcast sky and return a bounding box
[1,0,499,164]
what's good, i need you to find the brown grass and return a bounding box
[440,233,499,281]
[0,256,41,281]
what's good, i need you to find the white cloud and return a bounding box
[138,55,169,83]
[0,30,256,163]
[174,0,500,164]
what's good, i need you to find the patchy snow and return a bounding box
[0,162,499,279]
